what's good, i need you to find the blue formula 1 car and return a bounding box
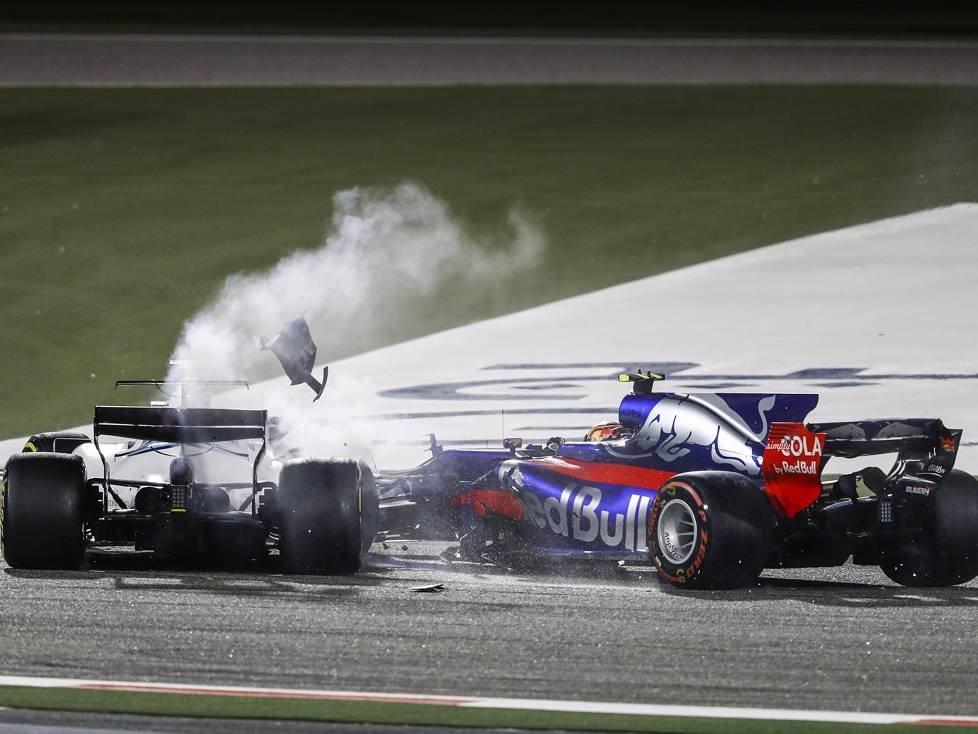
[374,372,978,589]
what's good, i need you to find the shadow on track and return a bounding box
[1,549,395,601]
[6,545,976,608]
[655,574,978,608]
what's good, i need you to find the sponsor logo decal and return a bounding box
[773,434,823,459]
[521,482,654,552]
[761,422,827,517]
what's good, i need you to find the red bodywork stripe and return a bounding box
[472,489,524,520]
[533,457,674,490]
[451,489,524,520]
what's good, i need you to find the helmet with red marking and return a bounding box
[585,422,629,442]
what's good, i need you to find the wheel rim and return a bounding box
[656,498,698,565]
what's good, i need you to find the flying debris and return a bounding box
[261,316,328,400]
[412,583,446,593]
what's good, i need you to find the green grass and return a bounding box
[1,86,977,437]
[0,685,974,733]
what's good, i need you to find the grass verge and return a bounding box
[0,685,974,733]
[1,86,977,436]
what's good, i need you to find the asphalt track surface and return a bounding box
[1,544,977,720]
[2,33,978,85]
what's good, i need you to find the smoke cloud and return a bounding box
[167,182,545,464]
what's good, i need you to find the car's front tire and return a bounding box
[358,463,380,557]
[648,471,775,589]
[278,458,363,575]
[23,432,90,454]
[2,452,86,570]
[880,469,978,587]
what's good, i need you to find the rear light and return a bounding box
[170,485,188,512]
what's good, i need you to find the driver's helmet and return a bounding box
[585,422,629,442]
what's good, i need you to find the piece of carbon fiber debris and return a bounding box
[412,583,446,593]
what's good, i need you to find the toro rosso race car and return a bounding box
[374,372,978,588]
[0,379,377,575]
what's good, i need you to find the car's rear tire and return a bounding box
[648,471,775,589]
[880,469,978,587]
[2,452,86,570]
[278,458,362,575]
[23,432,90,454]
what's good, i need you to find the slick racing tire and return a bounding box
[880,469,978,587]
[359,462,380,557]
[278,458,362,575]
[649,472,775,589]
[23,432,90,454]
[2,452,86,570]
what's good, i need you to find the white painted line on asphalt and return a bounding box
[0,675,977,727]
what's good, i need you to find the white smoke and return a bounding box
[167,182,545,464]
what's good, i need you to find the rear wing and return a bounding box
[761,418,961,518]
[92,406,269,517]
[808,418,961,462]
[94,406,267,443]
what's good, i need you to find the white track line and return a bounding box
[0,675,976,727]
